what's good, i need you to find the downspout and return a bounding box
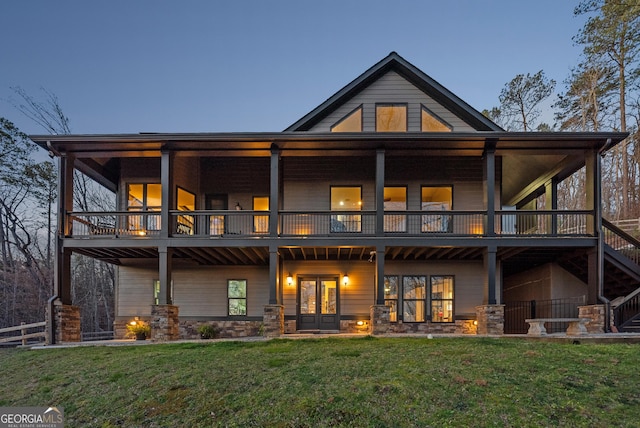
[597,139,612,332]
[46,141,62,344]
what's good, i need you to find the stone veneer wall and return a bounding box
[150,305,180,341]
[179,320,263,339]
[263,304,284,337]
[50,303,81,343]
[579,304,612,333]
[370,305,390,335]
[475,305,505,335]
[388,319,477,334]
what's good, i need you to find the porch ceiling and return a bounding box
[71,245,490,265]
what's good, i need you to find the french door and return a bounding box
[297,276,340,331]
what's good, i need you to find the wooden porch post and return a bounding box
[585,149,603,304]
[56,154,74,305]
[486,245,497,305]
[269,244,279,305]
[484,139,497,236]
[375,246,386,305]
[270,145,280,237]
[158,247,173,304]
[160,150,174,239]
[376,149,385,236]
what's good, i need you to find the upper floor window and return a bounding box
[330,186,362,233]
[177,187,195,235]
[421,186,452,233]
[253,196,269,234]
[421,105,452,132]
[127,183,161,232]
[384,187,407,232]
[376,104,407,132]
[331,106,362,132]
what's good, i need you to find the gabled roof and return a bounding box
[285,51,502,132]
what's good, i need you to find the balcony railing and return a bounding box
[67,210,594,239]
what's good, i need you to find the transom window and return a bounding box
[331,106,362,132]
[376,104,407,132]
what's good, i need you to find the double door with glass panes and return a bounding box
[297,276,340,331]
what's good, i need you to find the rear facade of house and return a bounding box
[34,52,638,343]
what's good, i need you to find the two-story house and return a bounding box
[33,52,636,343]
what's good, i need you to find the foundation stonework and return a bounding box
[50,303,81,343]
[263,305,284,337]
[179,320,262,339]
[387,319,477,334]
[579,304,612,333]
[370,305,390,335]
[475,305,505,335]
[150,305,180,341]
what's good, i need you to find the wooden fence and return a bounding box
[0,321,46,345]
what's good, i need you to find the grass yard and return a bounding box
[1,337,639,427]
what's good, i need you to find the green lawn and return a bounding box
[1,337,638,427]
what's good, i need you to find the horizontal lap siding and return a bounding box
[308,71,477,132]
[384,260,484,316]
[117,266,156,316]
[282,261,374,317]
[118,266,269,317]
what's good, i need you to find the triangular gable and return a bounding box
[285,52,502,132]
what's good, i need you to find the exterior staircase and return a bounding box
[558,219,640,331]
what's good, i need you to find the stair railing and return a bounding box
[602,219,640,265]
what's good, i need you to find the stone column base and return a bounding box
[370,305,390,335]
[47,302,81,344]
[263,305,284,337]
[151,305,180,341]
[475,305,505,335]
[579,304,612,333]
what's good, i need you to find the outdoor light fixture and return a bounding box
[343,274,349,286]
[286,273,294,286]
[356,320,365,326]
[473,320,478,326]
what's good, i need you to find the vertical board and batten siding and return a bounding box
[117,265,269,317]
[307,71,478,132]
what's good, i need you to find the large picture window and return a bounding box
[228,279,247,316]
[431,276,454,322]
[402,276,426,322]
[330,186,362,233]
[376,104,407,132]
[384,276,399,322]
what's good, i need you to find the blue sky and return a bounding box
[1,1,588,135]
